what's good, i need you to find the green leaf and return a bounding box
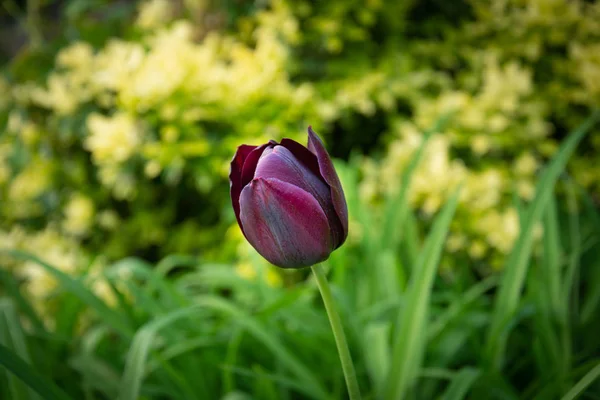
[561,361,600,400]
[0,270,46,334]
[0,298,39,400]
[2,250,133,338]
[440,368,481,400]
[0,343,72,400]
[194,296,329,400]
[384,187,462,400]
[485,111,600,369]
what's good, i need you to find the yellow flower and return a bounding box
[63,193,95,236]
[20,121,41,146]
[517,180,536,200]
[570,42,600,100]
[471,135,491,155]
[57,42,94,70]
[468,240,487,259]
[30,74,82,115]
[9,160,52,201]
[97,210,120,230]
[447,234,466,252]
[85,112,142,164]
[92,40,145,93]
[144,160,162,178]
[482,209,520,254]
[515,153,538,176]
[136,0,174,30]
[16,229,82,319]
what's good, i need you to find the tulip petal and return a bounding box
[254,145,343,247]
[307,126,348,245]
[254,145,330,209]
[240,140,278,190]
[281,137,346,246]
[230,144,259,230]
[279,138,322,179]
[239,178,333,268]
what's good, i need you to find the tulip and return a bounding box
[229,126,348,268]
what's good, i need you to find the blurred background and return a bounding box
[1,1,600,399]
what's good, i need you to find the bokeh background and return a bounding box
[1,0,600,399]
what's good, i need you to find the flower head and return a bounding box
[230,127,348,268]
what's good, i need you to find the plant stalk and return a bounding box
[311,264,362,400]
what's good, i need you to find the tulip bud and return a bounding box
[230,127,348,268]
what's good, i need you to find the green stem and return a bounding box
[311,264,362,400]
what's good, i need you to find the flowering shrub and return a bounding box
[1,0,599,309]
[351,0,600,268]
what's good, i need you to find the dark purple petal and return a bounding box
[255,146,329,203]
[239,178,333,268]
[254,145,343,247]
[307,126,348,246]
[230,144,259,231]
[279,138,322,179]
[240,140,278,191]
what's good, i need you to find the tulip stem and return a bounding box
[311,264,362,400]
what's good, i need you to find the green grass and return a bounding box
[1,113,600,399]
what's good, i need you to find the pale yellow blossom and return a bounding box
[97,210,120,230]
[9,160,52,201]
[85,112,142,164]
[515,153,538,176]
[469,240,487,259]
[136,0,174,30]
[63,193,95,236]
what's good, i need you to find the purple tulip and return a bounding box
[230,126,348,268]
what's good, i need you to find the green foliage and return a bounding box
[2,0,600,277]
[1,114,600,399]
[1,0,600,399]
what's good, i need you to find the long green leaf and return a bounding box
[0,298,39,400]
[428,275,498,342]
[119,296,328,400]
[194,296,329,400]
[441,368,481,400]
[0,270,46,334]
[541,196,563,319]
[0,343,72,400]
[579,186,600,324]
[485,111,600,368]
[561,361,600,400]
[118,306,205,400]
[2,250,133,338]
[384,187,461,400]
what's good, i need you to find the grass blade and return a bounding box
[485,111,600,369]
[541,196,563,319]
[560,361,600,400]
[118,306,204,400]
[441,368,481,400]
[0,343,72,400]
[2,250,133,338]
[384,187,461,400]
[0,269,46,334]
[195,296,329,400]
[0,298,39,400]
[428,275,498,342]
